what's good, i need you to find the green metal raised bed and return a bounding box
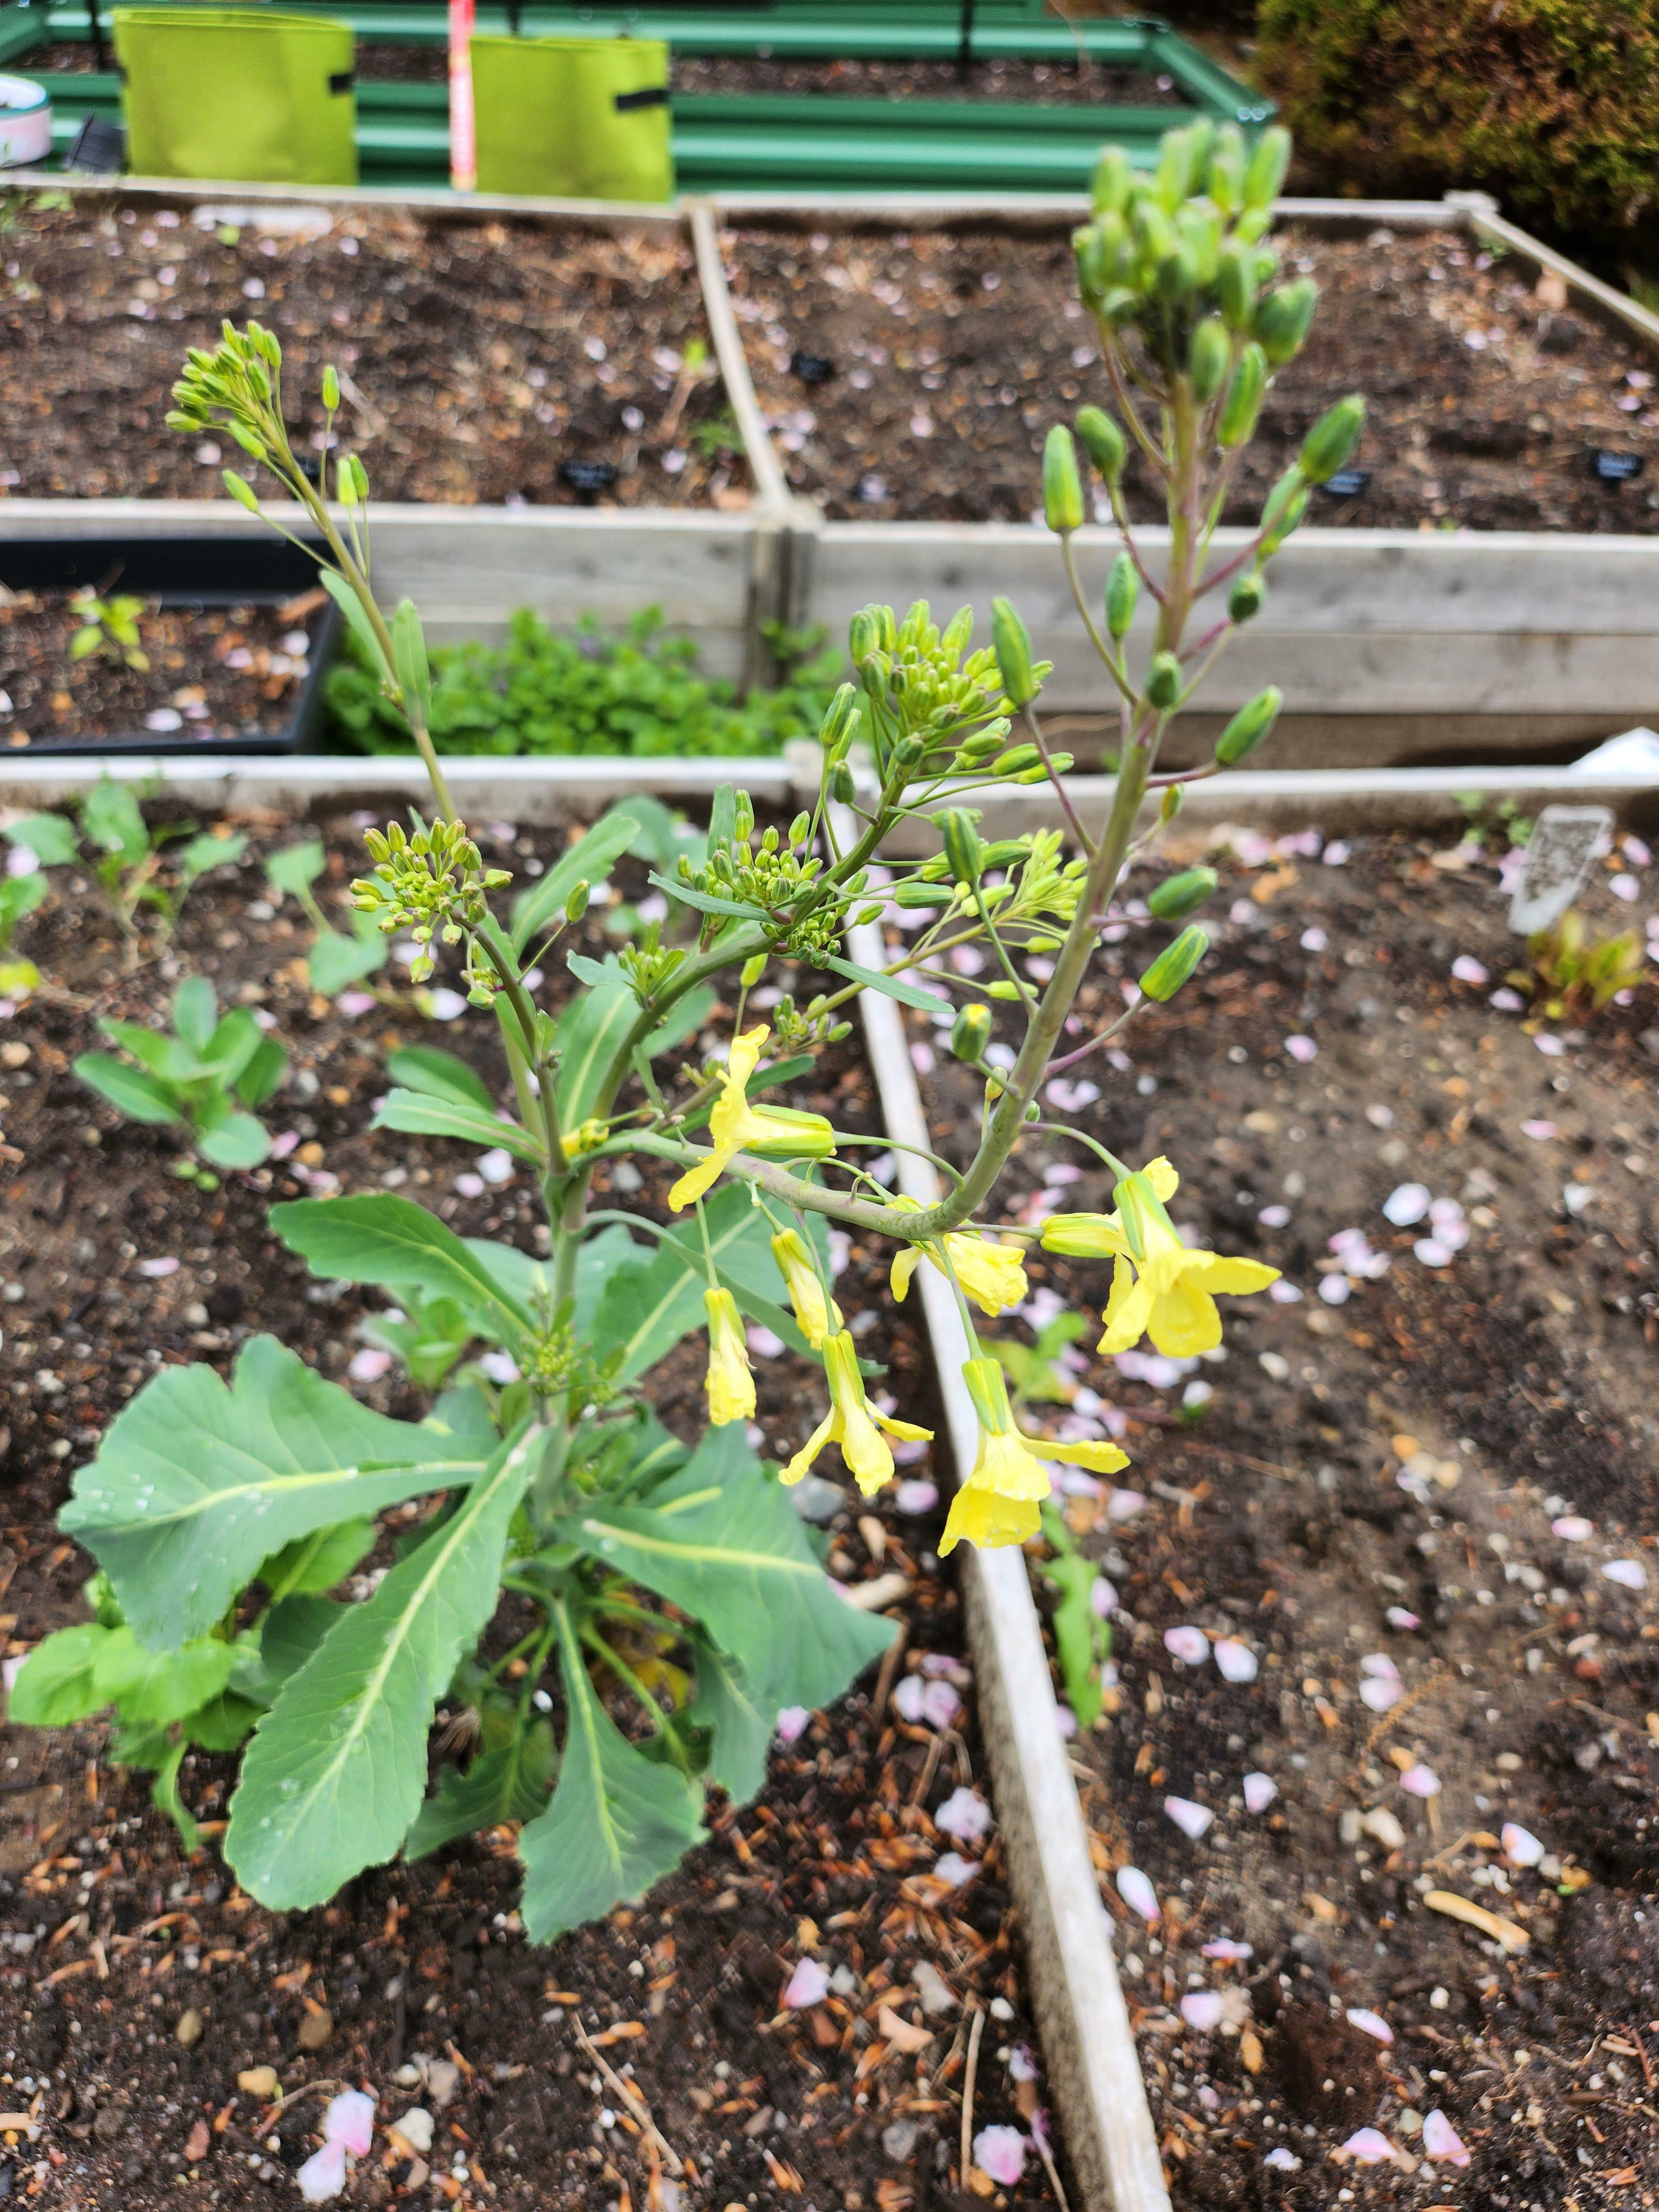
[0,3,1271,195]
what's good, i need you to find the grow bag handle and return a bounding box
[613,86,668,112]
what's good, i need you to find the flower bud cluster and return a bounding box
[848,600,1033,781]
[349,818,509,986]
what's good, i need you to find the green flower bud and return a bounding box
[1260,474,1309,555]
[892,734,926,772]
[1075,404,1126,484]
[1091,145,1133,215]
[1099,285,1140,328]
[788,811,811,847]
[1243,124,1292,211]
[893,881,956,909]
[1207,123,1246,215]
[940,809,983,888]
[1139,924,1208,1001]
[321,364,340,413]
[1154,244,1200,304]
[1147,865,1218,921]
[1176,202,1222,286]
[1105,552,1140,641]
[1073,223,1110,306]
[229,420,267,460]
[222,469,260,513]
[989,745,1041,776]
[1254,277,1318,367]
[1042,426,1085,535]
[1235,206,1273,245]
[1298,394,1366,485]
[828,760,857,804]
[848,604,894,665]
[1217,343,1267,448]
[1188,316,1231,404]
[1216,242,1257,331]
[1228,572,1266,625]
[951,1001,994,1061]
[1214,685,1283,765]
[942,603,974,658]
[1145,651,1182,712]
[991,596,1039,709]
[820,682,861,752]
[1158,786,1183,824]
[564,879,590,924]
[1153,123,1199,211]
[987,980,1021,1001]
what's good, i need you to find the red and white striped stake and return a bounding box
[448,0,476,191]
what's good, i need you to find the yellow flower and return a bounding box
[770,1228,842,1350]
[702,1287,755,1427]
[669,1026,836,1212]
[783,1330,932,1499]
[566,1117,609,1158]
[1061,1161,1278,1360]
[887,1196,1030,1318]
[941,1358,1130,1556]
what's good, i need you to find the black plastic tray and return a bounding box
[0,533,342,757]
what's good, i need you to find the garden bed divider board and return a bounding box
[1,751,1656,833]
[836,809,1173,2212]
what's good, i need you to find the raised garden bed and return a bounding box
[727,219,1659,530]
[0,197,745,510]
[0,807,1076,2209]
[886,816,1659,2205]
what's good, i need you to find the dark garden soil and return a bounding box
[728,221,1659,530]
[893,820,1659,2206]
[0,818,1067,2211]
[0,596,323,750]
[0,200,747,509]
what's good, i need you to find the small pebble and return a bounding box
[174,2007,203,2048]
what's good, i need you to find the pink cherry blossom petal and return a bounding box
[783,1957,831,2008]
[1413,1237,1454,1267]
[775,1706,811,1743]
[1521,1119,1557,1140]
[1489,985,1525,1011]
[1382,1183,1431,1227]
[1551,1515,1593,1541]
[1180,1991,1225,2031]
[1107,1488,1146,1521]
[1501,1822,1545,1867]
[296,2141,348,2204]
[1360,1652,1400,1679]
[1202,1939,1254,1961]
[323,2092,375,2158]
[933,1851,980,1887]
[935,1786,992,1843]
[1243,1772,1277,1814]
[1603,1557,1647,1590]
[1360,1677,1405,1713]
[1385,1606,1421,1630]
[1400,1762,1441,1797]
[348,1348,394,1383]
[1284,1034,1317,1063]
[1345,2008,1394,2045]
[1163,1625,1210,1666]
[1116,1865,1161,1922]
[1451,954,1489,984]
[1534,1032,1566,1057]
[1091,1577,1118,1618]
[1164,1796,1214,1840]
[973,2126,1027,2187]
[138,1255,180,1279]
[1340,2128,1397,2164]
[1422,2109,1471,2167]
[1213,1638,1259,1683]
[894,1479,938,1514]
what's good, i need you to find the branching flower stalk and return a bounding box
[11,121,1360,1945]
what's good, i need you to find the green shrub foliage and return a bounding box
[1258,0,1659,243]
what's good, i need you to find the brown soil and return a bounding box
[0,597,320,749]
[728,221,1659,529]
[0,818,1067,2210]
[897,821,1659,2205]
[0,200,747,509]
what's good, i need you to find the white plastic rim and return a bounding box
[0,77,51,170]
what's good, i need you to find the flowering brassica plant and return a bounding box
[9,121,1359,1937]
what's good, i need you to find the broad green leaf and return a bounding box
[174,977,218,1053]
[236,1035,288,1109]
[6,1623,112,1725]
[226,1421,544,1910]
[200,1007,262,1086]
[565,951,612,990]
[373,1090,544,1161]
[405,1719,555,1860]
[61,1335,489,1648]
[708,784,737,853]
[5,810,78,867]
[556,1426,894,1714]
[1042,1548,1107,1729]
[321,568,393,684]
[518,1606,704,1942]
[98,1018,196,1082]
[194,1107,272,1170]
[267,839,326,899]
[185,1690,264,1752]
[81,779,148,860]
[818,953,948,1014]
[92,1626,237,1724]
[688,1635,772,1804]
[590,1185,773,1381]
[649,984,715,1058]
[645,871,770,923]
[509,805,644,953]
[271,1194,535,1343]
[552,963,639,1127]
[260,1517,378,1601]
[309,927,387,996]
[568,1224,644,1343]
[178,830,248,889]
[73,1053,185,1128]
[385,1046,493,1111]
[233,1594,342,1707]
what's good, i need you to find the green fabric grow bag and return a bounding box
[471,34,674,203]
[113,9,357,186]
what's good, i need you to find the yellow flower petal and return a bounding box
[946,1234,1029,1318]
[1019,1434,1130,1475]
[839,1404,896,1496]
[1143,1155,1180,1201]
[667,1150,727,1214]
[703,1288,755,1426]
[1041,1213,1130,1260]
[940,1484,1042,1556]
[1098,1255,1154,1355]
[876,1413,934,1444]
[782,1410,837,1486]
[1190,1254,1281,1296]
[890,1245,922,1303]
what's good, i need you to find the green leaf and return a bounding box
[233,1594,342,1707]
[91,1625,237,1724]
[405,1719,556,1860]
[385,1046,494,1111]
[259,1517,378,1601]
[194,1107,272,1170]
[817,953,947,1014]
[72,1053,185,1129]
[688,1635,772,1803]
[184,1689,264,1752]
[236,1035,288,1110]
[321,568,393,685]
[178,830,248,889]
[556,1426,894,1714]
[1042,1551,1107,1729]
[309,927,387,996]
[81,779,148,860]
[5,811,79,867]
[517,1605,704,1943]
[392,599,432,732]
[509,804,645,954]
[267,839,327,899]
[645,871,770,923]
[552,962,639,1128]
[270,1194,535,1343]
[6,1623,113,1725]
[225,1421,544,1910]
[372,1090,544,1162]
[98,1017,196,1082]
[60,1335,489,1648]
[589,1186,820,1379]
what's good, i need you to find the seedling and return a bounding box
[266,837,390,996]
[75,974,287,1177]
[0,858,46,995]
[3,780,247,954]
[1515,907,1646,1019]
[68,585,150,673]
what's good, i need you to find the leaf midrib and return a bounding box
[72,1457,482,1534]
[577,1516,817,1578]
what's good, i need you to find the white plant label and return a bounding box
[1509,805,1612,935]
